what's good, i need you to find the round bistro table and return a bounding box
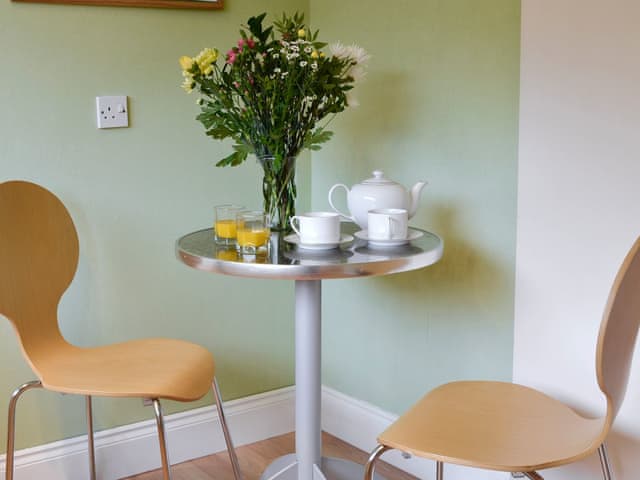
[176,225,443,480]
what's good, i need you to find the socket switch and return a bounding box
[96,95,129,129]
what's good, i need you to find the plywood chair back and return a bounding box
[596,236,640,425]
[0,180,78,371]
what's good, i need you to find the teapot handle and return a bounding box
[328,184,354,222]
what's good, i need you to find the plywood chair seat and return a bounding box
[366,236,640,480]
[379,380,605,472]
[32,338,215,401]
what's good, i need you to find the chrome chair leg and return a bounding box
[152,399,173,480]
[363,444,389,480]
[436,461,444,480]
[86,396,97,480]
[212,378,243,480]
[598,443,614,480]
[5,381,42,480]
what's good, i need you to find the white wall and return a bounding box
[514,1,640,479]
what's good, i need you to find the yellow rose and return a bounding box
[311,51,319,59]
[195,48,219,73]
[297,29,306,38]
[179,56,194,71]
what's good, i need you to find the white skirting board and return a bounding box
[0,385,511,480]
[0,387,295,480]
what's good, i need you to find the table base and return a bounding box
[259,454,387,480]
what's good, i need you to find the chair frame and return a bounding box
[364,236,640,480]
[5,378,242,480]
[364,443,614,480]
[0,181,243,480]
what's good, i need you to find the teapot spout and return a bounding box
[408,181,427,218]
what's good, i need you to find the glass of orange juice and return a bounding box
[215,204,244,245]
[236,211,271,255]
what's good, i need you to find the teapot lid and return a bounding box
[362,170,396,186]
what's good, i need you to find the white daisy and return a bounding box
[329,43,371,66]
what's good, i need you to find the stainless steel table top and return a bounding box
[176,224,443,281]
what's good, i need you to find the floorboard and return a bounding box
[125,432,417,480]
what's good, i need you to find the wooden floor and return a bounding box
[125,432,416,480]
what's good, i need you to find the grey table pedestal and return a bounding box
[176,226,443,480]
[261,454,386,480]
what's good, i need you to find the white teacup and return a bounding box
[367,208,408,241]
[290,212,341,244]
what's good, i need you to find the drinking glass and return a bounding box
[216,246,239,262]
[236,211,270,255]
[215,204,244,245]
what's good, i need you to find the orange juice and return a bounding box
[236,228,270,247]
[215,219,237,239]
[216,248,238,261]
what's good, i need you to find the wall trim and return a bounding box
[1,385,510,479]
[0,386,295,480]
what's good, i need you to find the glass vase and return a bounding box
[258,155,297,233]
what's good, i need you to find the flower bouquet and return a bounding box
[180,12,368,231]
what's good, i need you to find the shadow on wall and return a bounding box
[376,202,507,308]
[340,72,417,169]
[607,430,640,480]
[540,430,638,479]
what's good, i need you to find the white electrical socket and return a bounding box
[96,95,129,129]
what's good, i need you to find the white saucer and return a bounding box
[354,228,424,247]
[284,233,354,251]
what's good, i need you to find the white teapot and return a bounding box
[328,170,427,229]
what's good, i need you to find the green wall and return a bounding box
[312,0,520,413]
[0,0,306,451]
[0,0,520,453]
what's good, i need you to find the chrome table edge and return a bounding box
[175,227,443,280]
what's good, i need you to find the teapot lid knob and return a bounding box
[363,169,394,185]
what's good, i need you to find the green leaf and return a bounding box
[303,128,333,151]
[216,149,248,167]
[233,142,253,154]
[247,13,271,44]
[247,13,266,33]
[216,151,237,167]
[197,112,219,129]
[205,125,233,139]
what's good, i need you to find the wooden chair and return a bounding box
[0,180,242,480]
[365,237,640,480]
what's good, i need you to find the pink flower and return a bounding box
[233,81,240,88]
[226,50,236,64]
[237,39,245,49]
[247,38,256,49]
